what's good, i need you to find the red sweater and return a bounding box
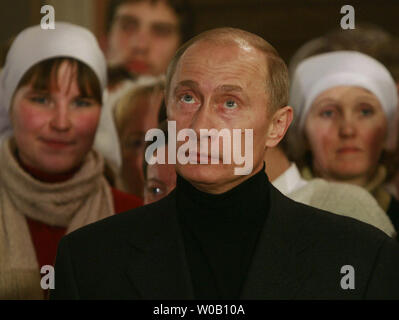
[26,187,143,269]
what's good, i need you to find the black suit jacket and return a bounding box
[51,184,399,300]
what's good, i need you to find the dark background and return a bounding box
[0,0,398,63]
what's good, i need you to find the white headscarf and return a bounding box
[290,51,398,151]
[0,22,107,142]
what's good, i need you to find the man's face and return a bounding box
[108,0,181,76]
[167,40,273,193]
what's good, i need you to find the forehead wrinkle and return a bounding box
[177,62,263,91]
[216,85,243,92]
[214,85,251,102]
[172,43,269,103]
[185,56,262,77]
[175,80,200,91]
[182,40,264,71]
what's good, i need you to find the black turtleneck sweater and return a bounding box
[176,166,270,300]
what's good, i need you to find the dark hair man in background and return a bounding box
[52,28,399,300]
[105,0,194,76]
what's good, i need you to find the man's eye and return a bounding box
[224,100,238,109]
[152,24,175,37]
[181,94,195,104]
[117,17,139,33]
[122,22,137,33]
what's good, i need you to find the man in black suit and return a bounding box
[52,28,399,300]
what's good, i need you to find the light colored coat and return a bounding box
[273,164,396,238]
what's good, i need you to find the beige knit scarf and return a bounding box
[301,165,392,212]
[0,139,114,299]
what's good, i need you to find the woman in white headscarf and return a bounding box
[289,51,399,230]
[0,23,142,300]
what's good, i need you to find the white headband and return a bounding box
[290,51,398,151]
[0,22,107,142]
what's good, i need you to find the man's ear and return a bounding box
[265,106,293,148]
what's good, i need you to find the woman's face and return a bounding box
[144,145,177,205]
[304,86,387,185]
[11,61,101,174]
[120,92,162,197]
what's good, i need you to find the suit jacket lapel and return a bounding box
[241,185,318,300]
[124,191,194,300]
[124,184,319,300]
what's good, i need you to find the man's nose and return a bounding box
[190,100,215,136]
[49,104,72,132]
[130,28,150,54]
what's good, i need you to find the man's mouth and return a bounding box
[126,60,150,74]
[185,151,221,164]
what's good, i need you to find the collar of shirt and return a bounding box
[272,163,308,196]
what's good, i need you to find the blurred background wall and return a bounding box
[0,0,41,43]
[45,0,96,33]
[0,0,398,63]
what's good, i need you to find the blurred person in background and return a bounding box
[323,27,399,202]
[105,0,194,77]
[288,51,399,230]
[0,37,15,141]
[265,144,396,238]
[289,24,394,77]
[288,25,399,201]
[95,0,194,177]
[114,78,165,197]
[374,36,399,201]
[143,121,177,205]
[0,23,142,299]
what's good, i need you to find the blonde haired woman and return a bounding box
[113,78,165,197]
